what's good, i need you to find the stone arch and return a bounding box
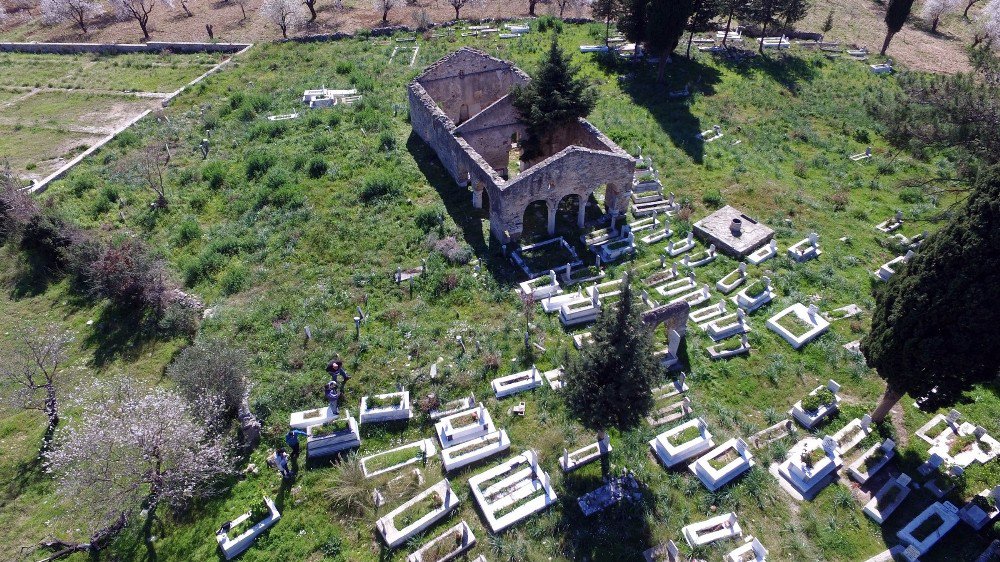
[555,193,587,231]
[604,182,628,216]
[520,199,551,242]
[459,103,469,124]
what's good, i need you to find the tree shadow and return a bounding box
[82,304,161,368]
[407,132,519,286]
[715,49,819,96]
[614,56,723,165]
[7,247,61,299]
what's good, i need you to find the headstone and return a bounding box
[738,262,747,274]
[808,232,819,245]
[807,304,819,318]
[736,308,745,322]
[430,363,438,379]
[822,435,838,455]
[861,414,872,430]
[947,409,962,424]
[974,426,987,438]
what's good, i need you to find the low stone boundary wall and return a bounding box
[0,41,250,55]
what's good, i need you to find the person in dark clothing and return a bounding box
[324,381,340,415]
[285,428,307,458]
[275,448,293,479]
[326,355,351,388]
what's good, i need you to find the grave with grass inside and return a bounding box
[542,366,564,390]
[915,409,963,445]
[690,438,755,491]
[875,210,904,233]
[560,435,612,472]
[305,412,361,458]
[773,435,842,500]
[691,300,729,326]
[216,496,280,560]
[361,438,437,478]
[650,417,715,468]
[376,479,460,549]
[435,403,495,448]
[787,232,822,262]
[724,536,768,562]
[832,414,874,456]
[706,308,750,341]
[732,277,775,313]
[405,520,476,562]
[518,269,562,300]
[429,394,476,420]
[873,250,914,281]
[707,333,751,360]
[766,303,830,349]
[682,512,742,547]
[716,263,748,294]
[929,424,1000,468]
[512,237,582,279]
[682,244,717,268]
[441,430,511,472]
[790,380,841,429]
[848,438,896,484]
[359,390,414,423]
[491,365,543,398]
[863,473,913,524]
[749,419,797,448]
[289,405,338,429]
[669,284,712,308]
[895,501,960,558]
[655,272,698,298]
[468,450,557,533]
[647,395,693,427]
[666,233,696,257]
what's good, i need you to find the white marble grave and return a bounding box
[706,308,750,341]
[518,270,562,300]
[468,450,557,533]
[289,405,337,429]
[361,438,437,478]
[732,277,775,313]
[896,501,960,558]
[435,404,495,449]
[747,239,778,265]
[441,430,511,472]
[682,244,717,268]
[790,380,841,429]
[429,394,476,420]
[360,391,414,424]
[716,263,747,294]
[848,438,896,484]
[217,497,280,560]
[405,520,476,562]
[682,512,742,547]
[773,435,842,500]
[305,412,361,457]
[491,365,543,398]
[666,233,696,257]
[787,232,822,262]
[707,334,751,360]
[724,536,768,562]
[376,479,460,548]
[560,436,612,473]
[650,417,715,468]
[873,250,914,281]
[692,300,728,327]
[959,486,1000,531]
[690,437,755,491]
[863,474,912,524]
[766,303,830,349]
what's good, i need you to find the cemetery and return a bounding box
[1,16,997,562]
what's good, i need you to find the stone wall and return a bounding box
[0,41,249,55]
[409,47,633,244]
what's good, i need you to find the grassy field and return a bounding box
[2,23,998,562]
[0,51,221,181]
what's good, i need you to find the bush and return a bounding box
[536,15,563,32]
[307,157,328,179]
[415,206,444,232]
[166,339,250,422]
[262,167,291,191]
[220,263,250,295]
[433,236,472,264]
[202,161,227,189]
[335,61,354,75]
[359,171,403,204]
[70,173,100,195]
[379,130,396,151]
[702,187,723,208]
[172,216,202,246]
[899,187,925,204]
[245,152,276,181]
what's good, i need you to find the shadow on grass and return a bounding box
[717,49,819,96]
[612,56,724,165]
[82,304,162,368]
[407,132,520,286]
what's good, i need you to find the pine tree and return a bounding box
[881,0,916,55]
[564,275,661,451]
[510,39,597,160]
[592,0,622,45]
[644,0,696,80]
[686,0,720,58]
[862,171,1000,421]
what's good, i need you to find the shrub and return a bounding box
[899,187,925,204]
[220,263,250,295]
[702,187,723,208]
[245,151,276,180]
[70,173,100,195]
[433,236,473,264]
[307,157,328,179]
[335,61,354,75]
[359,171,403,204]
[262,167,291,191]
[86,238,168,310]
[166,339,250,423]
[202,161,227,189]
[313,135,332,152]
[415,206,444,232]
[801,388,835,413]
[536,15,563,32]
[173,216,202,246]
[379,130,396,151]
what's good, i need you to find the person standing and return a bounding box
[326,355,351,389]
[275,448,293,479]
[324,381,340,416]
[285,427,307,458]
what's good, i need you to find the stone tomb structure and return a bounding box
[693,205,774,259]
[409,48,633,243]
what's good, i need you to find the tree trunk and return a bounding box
[963,0,979,18]
[382,7,389,21]
[880,29,895,55]
[36,513,127,562]
[529,0,536,16]
[657,52,667,83]
[239,2,246,20]
[722,11,734,47]
[870,385,904,423]
[182,2,193,16]
[687,31,695,58]
[281,23,288,38]
[238,397,261,453]
[43,385,59,449]
[605,16,611,45]
[454,5,459,18]
[306,0,316,21]
[139,17,150,40]
[930,16,939,32]
[759,20,768,53]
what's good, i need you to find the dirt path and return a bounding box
[890,403,909,448]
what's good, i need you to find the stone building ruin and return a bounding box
[408,48,634,244]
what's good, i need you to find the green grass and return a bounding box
[774,310,816,335]
[670,424,704,446]
[364,444,422,474]
[395,492,444,528]
[1,22,997,562]
[0,91,146,127]
[310,418,350,438]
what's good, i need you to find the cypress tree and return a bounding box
[564,275,660,450]
[881,0,916,55]
[862,171,1000,421]
[644,0,696,81]
[510,39,597,160]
